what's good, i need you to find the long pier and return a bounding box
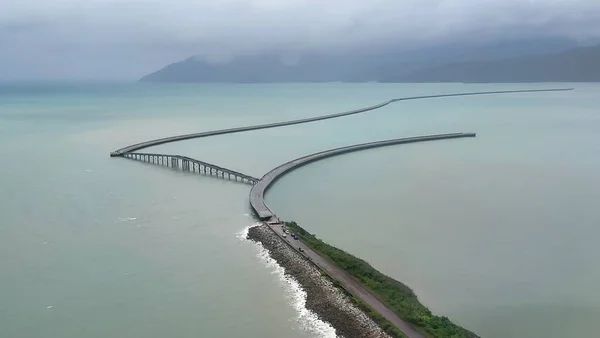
[249,133,476,220]
[110,88,571,156]
[123,152,259,184]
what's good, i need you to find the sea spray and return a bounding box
[244,224,391,338]
[237,224,337,338]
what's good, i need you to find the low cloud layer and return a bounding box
[2,0,600,80]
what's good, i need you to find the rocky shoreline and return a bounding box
[247,224,391,338]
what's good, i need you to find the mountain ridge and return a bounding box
[139,38,599,83]
[388,44,600,83]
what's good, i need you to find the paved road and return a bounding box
[111,88,570,156]
[250,133,476,220]
[268,223,426,338]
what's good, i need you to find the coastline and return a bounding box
[247,224,393,338]
[247,221,479,338]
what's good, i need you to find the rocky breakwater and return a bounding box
[247,224,392,338]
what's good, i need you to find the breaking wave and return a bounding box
[237,224,337,338]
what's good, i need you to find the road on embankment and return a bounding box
[111,88,570,156]
[268,222,426,338]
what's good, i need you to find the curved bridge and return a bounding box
[249,133,476,220]
[248,133,476,338]
[110,88,571,157]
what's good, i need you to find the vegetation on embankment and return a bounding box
[285,221,479,338]
[349,295,409,338]
[247,225,391,338]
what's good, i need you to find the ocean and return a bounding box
[1,83,599,338]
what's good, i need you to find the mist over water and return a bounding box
[1,83,599,338]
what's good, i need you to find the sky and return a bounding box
[2,0,600,81]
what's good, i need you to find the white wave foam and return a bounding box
[235,223,261,241]
[240,225,337,338]
[117,217,138,222]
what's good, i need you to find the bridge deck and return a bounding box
[110,88,570,156]
[125,152,259,184]
[249,133,476,220]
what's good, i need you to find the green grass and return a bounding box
[285,221,478,338]
[350,296,409,338]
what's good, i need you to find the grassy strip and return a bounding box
[351,296,409,338]
[286,221,478,338]
[325,275,408,338]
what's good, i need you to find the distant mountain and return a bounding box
[139,37,581,83]
[389,44,600,83]
[140,54,346,83]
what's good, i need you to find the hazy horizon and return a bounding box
[2,0,600,81]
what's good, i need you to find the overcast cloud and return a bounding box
[2,0,600,80]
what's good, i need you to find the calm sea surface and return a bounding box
[1,83,599,338]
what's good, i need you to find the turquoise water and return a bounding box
[1,83,599,338]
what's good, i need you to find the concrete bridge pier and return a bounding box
[119,151,258,186]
